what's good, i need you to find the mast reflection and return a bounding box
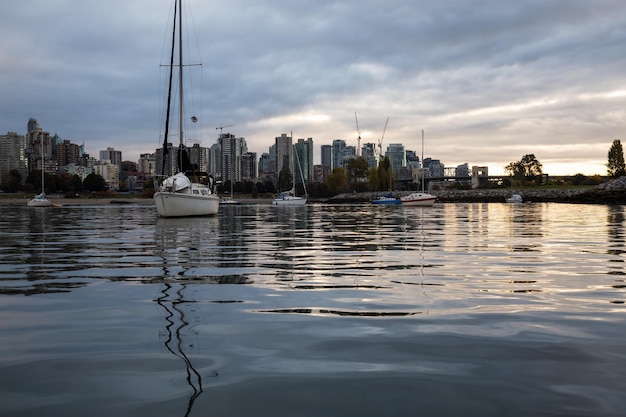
[156,283,203,417]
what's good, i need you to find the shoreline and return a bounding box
[2,177,625,206]
[2,192,624,206]
[0,197,155,206]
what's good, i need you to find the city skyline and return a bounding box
[2,1,625,176]
[3,119,466,178]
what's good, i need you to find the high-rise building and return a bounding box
[99,147,122,189]
[57,140,81,167]
[386,143,406,177]
[343,145,356,168]
[0,132,28,185]
[27,117,40,134]
[258,151,276,186]
[275,133,293,184]
[25,121,53,175]
[456,163,470,179]
[99,147,122,166]
[423,158,444,178]
[208,143,221,176]
[331,139,346,170]
[321,145,331,170]
[187,143,209,173]
[219,133,247,182]
[94,161,120,190]
[241,152,258,181]
[294,137,313,185]
[138,153,156,175]
[406,150,419,170]
[362,143,378,169]
[267,145,277,175]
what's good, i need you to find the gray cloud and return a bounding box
[1,0,625,175]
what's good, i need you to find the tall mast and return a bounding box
[178,0,183,147]
[41,139,45,195]
[421,130,425,193]
[160,0,177,175]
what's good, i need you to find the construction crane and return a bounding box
[377,117,389,161]
[216,124,234,137]
[354,112,362,157]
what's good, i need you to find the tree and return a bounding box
[83,173,108,192]
[367,167,379,191]
[607,139,625,178]
[1,169,21,192]
[263,180,276,194]
[25,170,56,194]
[377,156,392,191]
[277,165,293,192]
[346,157,369,184]
[326,167,347,195]
[505,154,543,184]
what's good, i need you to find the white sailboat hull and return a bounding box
[154,186,219,217]
[27,194,51,207]
[272,196,307,206]
[401,192,436,206]
[219,198,241,205]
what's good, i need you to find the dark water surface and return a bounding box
[0,202,624,416]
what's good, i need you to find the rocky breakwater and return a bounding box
[566,176,626,204]
[434,188,592,203]
[329,177,626,204]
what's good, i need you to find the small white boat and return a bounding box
[401,130,435,207]
[401,192,436,207]
[27,193,51,207]
[506,193,523,203]
[272,191,307,206]
[219,197,241,205]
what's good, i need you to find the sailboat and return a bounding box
[401,130,436,206]
[219,180,241,205]
[153,0,219,218]
[27,138,51,207]
[273,141,308,206]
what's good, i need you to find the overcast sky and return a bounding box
[2,0,625,175]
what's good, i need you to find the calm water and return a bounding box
[0,202,624,416]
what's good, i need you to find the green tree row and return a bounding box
[1,170,108,194]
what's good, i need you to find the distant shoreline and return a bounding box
[2,177,625,206]
[0,196,275,206]
[0,197,154,206]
